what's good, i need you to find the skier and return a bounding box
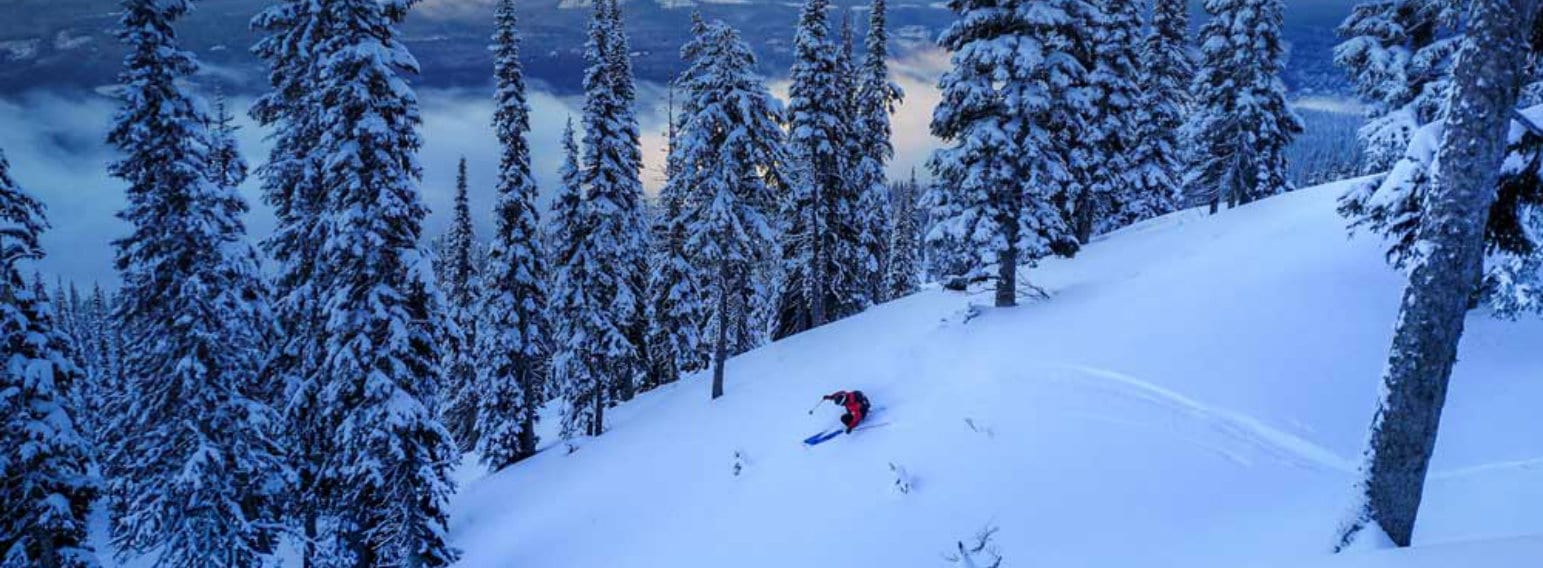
[822,390,871,433]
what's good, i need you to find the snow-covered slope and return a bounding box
[449,179,1543,567]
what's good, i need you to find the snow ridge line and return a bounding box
[1049,364,1357,473]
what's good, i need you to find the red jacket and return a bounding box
[824,390,869,432]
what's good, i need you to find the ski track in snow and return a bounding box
[1431,457,1543,480]
[1044,363,1358,474]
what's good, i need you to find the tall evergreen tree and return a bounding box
[602,0,655,397]
[301,0,459,564]
[928,0,1082,307]
[673,19,789,399]
[550,119,609,437]
[1065,0,1143,241]
[106,1,286,565]
[575,0,650,407]
[774,0,865,339]
[649,67,709,387]
[1120,0,1186,224]
[0,149,99,568]
[1335,0,1462,172]
[920,162,970,285]
[853,0,904,302]
[250,0,335,559]
[1337,0,1539,549]
[883,173,921,301]
[1185,0,1303,212]
[440,157,480,451]
[476,0,550,469]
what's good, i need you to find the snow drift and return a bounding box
[448,179,1543,567]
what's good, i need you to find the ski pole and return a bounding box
[806,399,825,415]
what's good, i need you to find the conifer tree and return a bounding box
[1335,0,1462,171]
[1186,0,1303,212]
[929,0,1081,307]
[250,0,335,557]
[853,0,904,302]
[603,0,655,397]
[1336,3,1543,315]
[441,157,480,451]
[573,0,650,407]
[302,0,459,563]
[107,1,286,564]
[774,0,865,338]
[883,173,921,301]
[648,79,707,386]
[477,0,550,468]
[550,119,608,437]
[0,149,99,568]
[1338,0,1539,549]
[920,164,970,285]
[1062,0,1141,241]
[1125,0,1190,222]
[673,19,789,399]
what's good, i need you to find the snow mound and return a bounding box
[450,179,1543,567]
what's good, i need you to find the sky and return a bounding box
[0,47,949,289]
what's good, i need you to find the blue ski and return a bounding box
[803,429,844,446]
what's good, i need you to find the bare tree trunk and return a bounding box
[1343,0,1538,549]
[711,265,730,400]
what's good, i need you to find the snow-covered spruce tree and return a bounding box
[0,149,99,568]
[1185,0,1303,212]
[673,19,789,399]
[107,0,287,564]
[920,161,972,286]
[774,0,870,340]
[552,0,648,437]
[928,0,1081,307]
[549,120,608,437]
[882,173,921,301]
[1337,0,1539,549]
[305,0,458,564]
[1334,0,1462,172]
[575,0,650,404]
[601,0,655,398]
[476,0,549,469]
[250,0,338,558]
[1341,104,1543,315]
[853,0,905,302]
[1062,0,1143,242]
[647,38,711,387]
[439,157,481,451]
[1123,0,1189,223]
[1488,117,1543,317]
[1336,5,1543,315]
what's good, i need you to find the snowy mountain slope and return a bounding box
[448,178,1543,567]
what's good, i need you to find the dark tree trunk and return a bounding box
[711,265,730,400]
[1073,189,1094,244]
[1346,0,1538,549]
[996,212,1018,308]
[518,410,537,459]
[591,375,604,437]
